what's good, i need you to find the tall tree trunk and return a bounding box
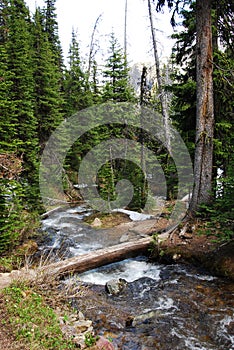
[87,14,102,81]
[140,66,148,206]
[124,0,128,57]
[189,0,214,214]
[148,0,171,152]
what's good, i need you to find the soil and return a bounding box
[150,220,234,280]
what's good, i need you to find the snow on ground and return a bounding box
[112,209,154,221]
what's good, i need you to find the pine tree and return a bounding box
[63,30,93,179]
[32,7,64,149]
[102,32,136,103]
[156,0,233,220]
[0,0,41,253]
[44,0,63,68]
[0,9,16,152]
[5,0,39,197]
[64,29,93,116]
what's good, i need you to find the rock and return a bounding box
[105,278,128,295]
[132,310,162,326]
[78,311,85,320]
[179,231,193,239]
[74,319,93,333]
[91,218,102,227]
[92,336,115,350]
[119,233,129,243]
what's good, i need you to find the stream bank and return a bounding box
[1,204,233,350]
[37,205,234,349]
[149,222,234,281]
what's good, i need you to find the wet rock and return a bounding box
[60,237,76,250]
[119,232,138,243]
[132,310,162,326]
[91,218,102,227]
[105,278,128,295]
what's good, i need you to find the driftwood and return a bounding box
[44,237,153,277]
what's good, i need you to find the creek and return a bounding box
[39,205,234,350]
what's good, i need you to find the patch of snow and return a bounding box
[112,209,153,221]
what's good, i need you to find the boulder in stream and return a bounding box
[105,278,128,295]
[91,218,102,227]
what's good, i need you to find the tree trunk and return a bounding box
[189,0,214,214]
[43,237,152,277]
[148,0,171,152]
[87,14,102,81]
[124,0,128,57]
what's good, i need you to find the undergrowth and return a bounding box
[3,280,77,350]
[197,201,234,242]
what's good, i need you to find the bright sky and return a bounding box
[25,0,176,65]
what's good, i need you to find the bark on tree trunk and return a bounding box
[148,0,171,152]
[124,0,128,57]
[43,237,152,277]
[189,0,214,214]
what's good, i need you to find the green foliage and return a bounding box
[32,7,64,149]
[44,0,63,66]
[197,162,234,242]
[102,32,136,103]
[168,0,234,216]
[84,332,98,347]
[64,30,93,115]
[0,177,40,254]
[0,180,25,254]
[3,282,76,349]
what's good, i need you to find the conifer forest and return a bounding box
[0,1,233,348]
[1,0,233,252]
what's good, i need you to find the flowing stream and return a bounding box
[39,205,234,350]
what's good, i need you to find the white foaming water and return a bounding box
[156,296,177,311]
[171,329,212,350]
[218,315,234,346]
[42,205,90,229]
[70,242,103,256]
[79,258,161,285]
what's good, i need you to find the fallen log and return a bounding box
[43,237,153,277]
[41,206,64,219]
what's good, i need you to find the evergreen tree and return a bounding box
[0,0,41,253]
[158,0,233,225]
[44,0,63,68]
[102,32,136,103]
[32,7,64,149]
[64,29,93,116]
[4,0,39,203]
[0,8,16,152]
[63,30,93,179]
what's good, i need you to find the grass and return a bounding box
[3,281,77,350]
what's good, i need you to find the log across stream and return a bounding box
[44,237,152,276]
[38,205,234,350]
